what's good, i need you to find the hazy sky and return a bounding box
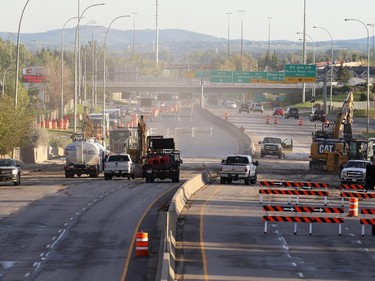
[1,0,375,42]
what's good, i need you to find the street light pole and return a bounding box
[61,17,79,120]
[155,0,159,66]
[74,2,104,133]
[345,18,370,134]
[239,10,245,71]
[299,32,316,98]
[2,65,13,97]
[14,0,31,108]
[313,26,333,113]
[132,12,137,55]
[368,24,375,67]
[267,17,272,70]
[103,15,130,144]
[225,12,232,63]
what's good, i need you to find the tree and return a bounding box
[336,63,352,85]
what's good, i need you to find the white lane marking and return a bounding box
[50,229,66,249]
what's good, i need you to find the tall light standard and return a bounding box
[132,12,137,55]
[345,18,370,133]
[14,0,31,108]
[2,65,13,97]
[368,23,375,67]
[73,3,104,133]
[225,12,232,63]
[103,15,130,142]
[61,16,79,120]
[266,17,272,70]
[298,32,315,65]
[313,26,333,113]
[298,32,316,99]
[155,0,159,66]
[239,10,245,71]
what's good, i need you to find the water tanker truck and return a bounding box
[64,137,106,178]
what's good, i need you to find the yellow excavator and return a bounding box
[309,92,368,172]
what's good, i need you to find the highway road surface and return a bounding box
[0,105,247,281]
[175,104,375,281]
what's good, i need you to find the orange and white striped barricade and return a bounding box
[135,231,149,256]
[263,205,344,235]
[360,208,375,236]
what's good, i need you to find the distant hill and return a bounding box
[0,27,371,57]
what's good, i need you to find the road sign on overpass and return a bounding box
[284,64,316,83]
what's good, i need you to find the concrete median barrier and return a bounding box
[157,172,209,281]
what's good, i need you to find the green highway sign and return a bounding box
[210,71,233,83]
[267,72,285,83]
[284,64,316,83]
[232,71,253,83]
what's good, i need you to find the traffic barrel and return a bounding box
[266,116,270,124]
[274,116,278,124]
[224,112,229,120]
[135,231,149,256]
[298,117,303,126]
[59,119,64,129]
[348,198,359,217]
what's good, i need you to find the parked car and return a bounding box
[310,109,326,122]
[252,103,264,113]
[272,107,284,116]
[238,103,250,113]
[285,107,299,119]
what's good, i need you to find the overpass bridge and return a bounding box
[97,78,320,96]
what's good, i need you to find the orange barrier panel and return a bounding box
[136,231,149,256]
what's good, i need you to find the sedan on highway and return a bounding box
[272,107,284,116]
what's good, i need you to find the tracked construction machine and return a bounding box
[309,92,371,172]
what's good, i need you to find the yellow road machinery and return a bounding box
[309,92,367,172]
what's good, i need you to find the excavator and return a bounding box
[309,92,370,172]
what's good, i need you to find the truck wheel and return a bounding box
[145,177,150,183]
[244,177,250,185]
[132,173,135,179]
[65,171,74,178]
[150,177,155,183]
[251,174,257,184]
[278,153,282,159]
[14,174,21,186]
[128,175,131,180]
[104,174,111,180]
[220,177,226,184]
[227,178,232,184]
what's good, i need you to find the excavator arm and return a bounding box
[333,92,353,140]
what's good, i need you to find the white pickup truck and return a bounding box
[103,153,135,180]
[220,155,258,185]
